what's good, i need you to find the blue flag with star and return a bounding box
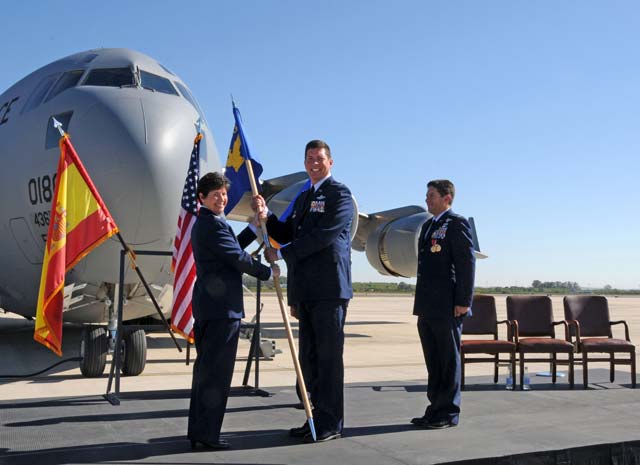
[224,104,263,215]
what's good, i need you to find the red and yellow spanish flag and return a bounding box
[34,135,119,356]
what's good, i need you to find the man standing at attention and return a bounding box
[253,139,354,443]
[412,179,475,429]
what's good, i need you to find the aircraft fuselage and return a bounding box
[0,48,219,323]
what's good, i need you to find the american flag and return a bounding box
[170,133,202,343]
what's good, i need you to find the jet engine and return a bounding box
[355,207,485,277]
[352,206,429,278]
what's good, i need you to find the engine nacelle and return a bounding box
[364,212,429,278]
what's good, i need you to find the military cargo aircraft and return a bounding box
[0,48,481,378]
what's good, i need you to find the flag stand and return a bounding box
[240,253,271,397]
[104,246,182,406]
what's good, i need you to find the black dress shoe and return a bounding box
[425,419,456,429]
[410,416,429,426]
[190,438,230,450]
[289,422,311,437]
[303,430,341,443]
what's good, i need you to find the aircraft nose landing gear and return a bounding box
[121,327,147,376]
[79,325,108,377]
[79,325,147,377]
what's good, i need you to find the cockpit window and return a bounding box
[21,73,61,114]
[83,68,135,87]
[158,63,175,76]
[140,70,178,95]
[45,70,84,102]
[82,54,98,64]
[174,81,205,119]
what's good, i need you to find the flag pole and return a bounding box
[244,158,317,442]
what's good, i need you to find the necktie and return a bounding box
[297,188,314,223]
[425,219,437,240]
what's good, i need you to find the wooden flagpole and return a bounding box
[244,159,317,441]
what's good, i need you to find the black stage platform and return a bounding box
[1,370,638,465]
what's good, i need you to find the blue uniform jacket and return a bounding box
[191,207,271,320]
[265,176,354,304]
[413,210,476,319]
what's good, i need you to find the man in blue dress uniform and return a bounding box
[412,179,475,429]
[252,139,354,443]
[188,172,278,450]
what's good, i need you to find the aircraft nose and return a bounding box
[137,98,199,246]
[69,97,168,244]
[70,95,213,244]
[67,93,214,284]
[138,97,221,236]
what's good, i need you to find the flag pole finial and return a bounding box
[52,118,65,137]
[195,117,202,134]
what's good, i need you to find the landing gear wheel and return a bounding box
[121,328,147,376]
[79,325,108,377]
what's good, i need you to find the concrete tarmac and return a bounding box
[1,294,638,464]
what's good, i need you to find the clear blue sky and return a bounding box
[2,1,639,289]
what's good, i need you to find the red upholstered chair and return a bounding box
[461,295,516,390]
[506,295,575,390]
[563,295,636,389]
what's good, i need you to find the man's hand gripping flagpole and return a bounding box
[244,161,317,442]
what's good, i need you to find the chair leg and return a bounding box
[519,354,525,391]
[552,354,557,384]
[583,351,588,389]
[493,354,498,384]
[569,351,574,389]
[610,353,615,382]
[511,354,517,390]
[631,351,636,389]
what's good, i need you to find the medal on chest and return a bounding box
[431,221,448,240]
[310,200,325,213]
[430,239,442,253]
